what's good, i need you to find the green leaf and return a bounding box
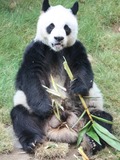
[52,100,61,121]
[93,121,120,142]
[93,122,120,151]
[77,127,88,146]
[91,114,113,124]
[77,121,91,146]
[86,126,101,145]
[72,110,86,129]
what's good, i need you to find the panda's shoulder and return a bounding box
[21,41,50,64]
[24,40,45,56]
[73,40,86,52]
[65,40,87,59]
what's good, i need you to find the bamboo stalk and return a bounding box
[63,57,93,123]
[78,95,93,122]
[78,147,89,160]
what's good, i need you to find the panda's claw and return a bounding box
[23,143,35,153]
[21,134,44,153]
[23,142,36,153]
[31,142,36,148]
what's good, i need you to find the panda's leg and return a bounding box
[11,90,46,153]
[82,110,113,155]
[11,105,45,153]
[82,83,113,155]
[91,110,113,131]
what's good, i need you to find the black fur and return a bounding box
[71,1,79,15]
[11,105,45,153]
[46,23,55,34]
[64,25,71,36]
[42,0,50,12]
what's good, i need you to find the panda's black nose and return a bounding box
[54,36,64,42]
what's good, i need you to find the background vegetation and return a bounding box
[0,0,120,158]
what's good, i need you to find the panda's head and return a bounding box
[35,0,79,52]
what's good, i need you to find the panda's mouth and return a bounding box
[51,43,64,51]
[52,43,63,47]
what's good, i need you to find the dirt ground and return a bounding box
[0,147,79,160]
[0,146,120,160]
[0,149,31,160]
[0,114,120,160]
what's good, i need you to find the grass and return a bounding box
[0,123,13,154]
[0,0,120,158]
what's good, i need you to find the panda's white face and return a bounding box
[35,5,78,52]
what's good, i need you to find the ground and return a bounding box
[0,145,120,160]
[0,149,30,160]
[0,0,120,159]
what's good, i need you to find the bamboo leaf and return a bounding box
[93,122,120,151]
[50,75,58,92]
[42,85,61,97]
[93,121,120,142]
[63,57,73,80]
[77,127,88,146]
[73,154,82,160]
[86,126,101,145]
[46,89,61,97]
[58,104,64,111]
[52,100,61,121]
[45,143,58,149]
[83,96,101,99]
[56,84,67,91]
[91,114,113,124]
[53,110,61,121]
[56,103,60,120]
[72,110,86,129]
[77,121,91,146]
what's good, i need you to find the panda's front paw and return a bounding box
[23,141,36,153]
[70,77,88,96]
[20,134,44,153]
[34,101,53,119]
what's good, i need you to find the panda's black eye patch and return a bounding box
[64,25,71,36]
[46,23,55,34]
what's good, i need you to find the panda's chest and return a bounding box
[49,65,67,99]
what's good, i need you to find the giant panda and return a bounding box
[11,0,113,156]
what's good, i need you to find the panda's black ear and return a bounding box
[42,0,50,12]
[71,1,79,15]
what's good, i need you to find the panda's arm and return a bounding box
[66,41,94,96]
[15,41,52,118]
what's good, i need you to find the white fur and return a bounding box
[34,5,78,51]
[86,82,104,110]
[13,90,31,111]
